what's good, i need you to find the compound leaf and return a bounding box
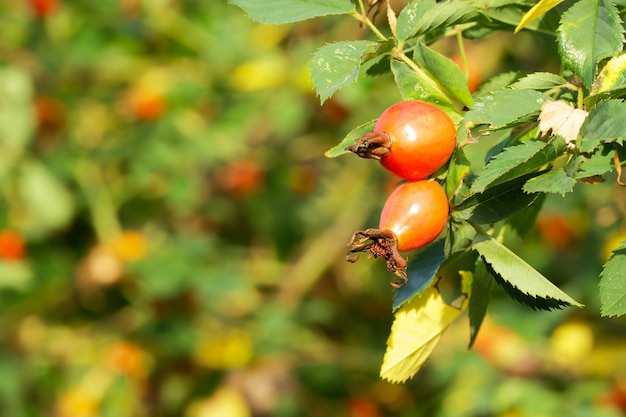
[454,172,543,225]
[470,138,566,194]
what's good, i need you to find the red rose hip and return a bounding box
[347,180,449,287]
[347,100,457,180]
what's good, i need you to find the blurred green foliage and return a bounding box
[0,0,625,416]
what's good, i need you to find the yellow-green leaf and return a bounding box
[515,0,564,34]
[380,285,466,383]
[593,53,626,95]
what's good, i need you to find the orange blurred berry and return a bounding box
[29,0,59,18]
[0,230,26,261]
[535,212,576,249]
[125,87,166,121]
[347,397,380,417]
[34,95,65,140]
[105,341,149,379]
[219,159,264,197]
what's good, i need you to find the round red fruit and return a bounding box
[347,180,449,287]
[379,180,449,252]
[348,100,456,180]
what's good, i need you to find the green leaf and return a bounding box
[445,218,476,257]
[399,0,479,40]
[470,138,566,194]
[579,99,626,153]
[396,0,437,41]
[390,59,454,111]
[324,119,377,158]
[454,172,543,224]
[557,0,625,89]
[515,0,564,33]
[465,89,548,130]
[473,233,583,309]
[575,149,615,178]
[381,285,466,383]
[415,42,474,107]
[468,259,493,347]
[393,240,446,311]
[445,147,471,201]
[228,0,355,24]
[310,40,378,104]
[599,240,626,317]
[523,168,576,196]
[509,72,569,91]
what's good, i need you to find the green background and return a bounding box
[0,1,625,416]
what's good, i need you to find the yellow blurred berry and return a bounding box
[550,321,594,370]
[110,230,149,262]
[230,56,288,91]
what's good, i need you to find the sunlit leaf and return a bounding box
[474,233,583,309]
[592,53,626,95]
[515,0,564,33]
[381,285,466,383]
